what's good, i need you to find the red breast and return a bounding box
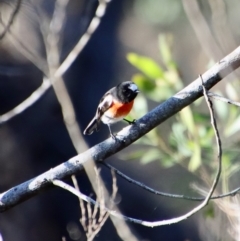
[106,100,134,118]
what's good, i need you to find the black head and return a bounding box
[116,81,139,103]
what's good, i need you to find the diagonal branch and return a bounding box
[0,45,239,212]
[51,78,222,227]
[43,1,138,240]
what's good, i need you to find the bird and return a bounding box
[83,81,139,139]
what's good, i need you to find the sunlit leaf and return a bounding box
[120,149,148,161]
[160,157,176,168]
[188,142,201,171]
[179,106,195,136]
[199,127,214,147]
[171,123,192,156]
[148,85,174,101]
[193,112,211,124]
[127,53,164,79]
[163,70,182,90]
[203,203,215,218]
[140,148,162,164]
[132,74,155,92]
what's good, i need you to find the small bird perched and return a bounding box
[84,81,139,139]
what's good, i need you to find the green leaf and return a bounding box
[193,112,211,124]
[140,148,162,164]
[203,203,215,218]
[188,142,201,171]
[127,53,164,79]
[179,106,195,136]
[160,157,176,168]
[120,149,148,161]
[171,123,192,157]
[132,74,155,92]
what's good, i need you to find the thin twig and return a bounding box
[0,78,51,124]
[200,75,222,173]
[208,0,236,53]
[0,0,22,39]
[92,168,101,226]
[182,0,222,60]
[87,167,114,241]
[52,180,117,222]
[53,179,99,206]
[0,4,49,76]
[44,1,137,240]
[53,0,111,79]
[101,162,240,201]
[86,197,92,238]
[72,175,87,232]
[0,45,240,212]
[0,0,111,124]
[53,171,117,240]
[208,92,240,107]
[52,75,223,227]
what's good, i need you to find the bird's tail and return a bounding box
[83,117,99,135]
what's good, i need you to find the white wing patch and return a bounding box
[98,94,113,110]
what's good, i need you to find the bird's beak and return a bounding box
[135,90,140,93]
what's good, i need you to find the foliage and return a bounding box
[126,34,240,178]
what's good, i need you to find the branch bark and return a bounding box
[0,45,240,212]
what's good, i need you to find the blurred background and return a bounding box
[0,0,240,240]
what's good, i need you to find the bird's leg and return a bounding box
[107,124,117,140]
[123,118,136,125]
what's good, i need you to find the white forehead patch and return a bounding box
[128,83,138,92]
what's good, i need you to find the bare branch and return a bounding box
[0,78,51,124]
[0,0,111,124]
[52,85,222,229]
[182,0,222,60]
[0,28,49,75]
[102,162,240,201]
[53,169,118,240]
[0,0,22,40]
[208,92,240,107]
[72,175,88,232]
[0,7,48,75]
[43,1,137,240]
[53,179,99,206]
[0,45,239,212]
[53,0,111,79]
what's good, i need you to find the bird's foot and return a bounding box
[123,118,136,125]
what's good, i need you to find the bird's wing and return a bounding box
[96,92,113,119]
